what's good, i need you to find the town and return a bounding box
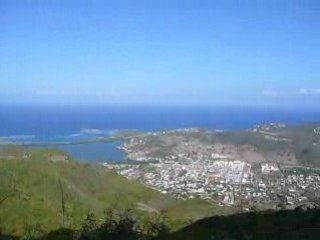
[104,157,320,211]
[103,127,320,211]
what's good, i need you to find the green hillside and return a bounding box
[0,147,231,237]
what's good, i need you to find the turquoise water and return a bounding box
[58,141,126,163]
[2,105,320,137]
[2,105,320,163]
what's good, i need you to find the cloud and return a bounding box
[262,90,282,96]
[298,88,320,95]
[263,88,320,97]
[35,90,110,97]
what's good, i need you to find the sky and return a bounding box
[0,0,319,107]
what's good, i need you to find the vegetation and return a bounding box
[170,208,320,240]
[1,208,319,240]
[0,147,229,238]
[1,122,320,240]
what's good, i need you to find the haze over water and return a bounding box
[1,104,320,140]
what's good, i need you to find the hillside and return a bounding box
[2,208,319,240]
[0,147,232,237]
[121,123,320,167]
[170,208,320,240]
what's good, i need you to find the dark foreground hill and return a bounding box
[170,208,320,240]
[1,208,319,240]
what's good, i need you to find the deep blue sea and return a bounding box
[1,104,320,162]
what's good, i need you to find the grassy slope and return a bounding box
[0,158,155,235]
[0,148,231,236]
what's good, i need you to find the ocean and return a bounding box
[1,104,320,162]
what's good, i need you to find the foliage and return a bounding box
[170,208,320,240]
[1,208,320,240]
[0,153,228,237]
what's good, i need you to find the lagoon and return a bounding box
[58,141,126,163]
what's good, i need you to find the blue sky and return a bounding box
[0,0,319,107]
